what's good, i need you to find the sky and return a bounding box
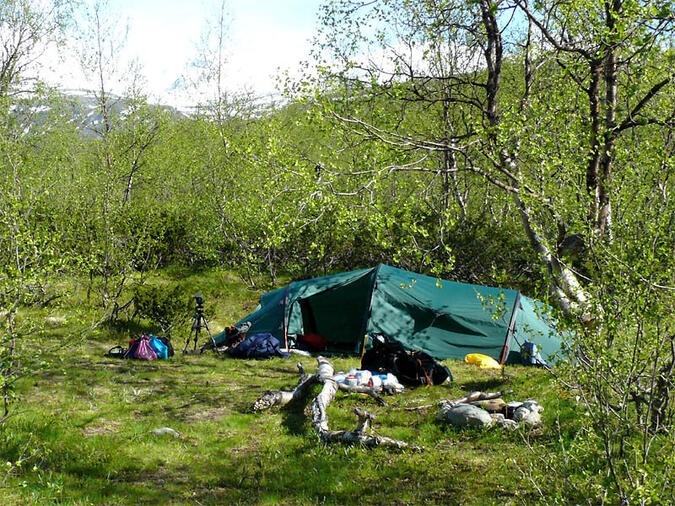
[46,0,322,105]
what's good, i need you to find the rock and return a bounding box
[512,407,528,421]
[474,398,506,413]
[151,427,181,438]
[522,400,544,413]
[491,412,519,430]
[506,401,524,418]
[496,418,520,430]
[45,316,67,325]
[513,406,542,427]
[439,403,494,428]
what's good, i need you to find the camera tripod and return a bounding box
[183,294,217,354]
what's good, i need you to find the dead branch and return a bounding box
[252,357,421,450]
[337,383,387,406]
[251,362,317,411]
[319,408,423,450]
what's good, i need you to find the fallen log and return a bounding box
[319,408,423,450]
[252,356,422,450]
[450,390,512,406]
[251,362,317,411]
[404,390,514,412]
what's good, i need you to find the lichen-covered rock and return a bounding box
[513,406,543,427]
[439,403,494,428]
[151,427,181,438]
[522,400,544,414]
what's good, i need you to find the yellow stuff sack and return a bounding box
[465,353,502,369]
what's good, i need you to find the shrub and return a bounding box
[132,284,190,335]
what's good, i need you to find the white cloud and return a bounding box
[37,0,318,107]
[226,21,313,96]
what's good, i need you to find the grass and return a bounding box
[0,268,580,504]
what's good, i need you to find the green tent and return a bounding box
[215,264,563,364]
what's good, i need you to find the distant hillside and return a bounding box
[6,89,188,138]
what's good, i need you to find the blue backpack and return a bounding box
[228,333,290,360]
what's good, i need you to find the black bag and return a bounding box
[123,339,140,359]
[361,334,452,386]
[410,350,453,385]
[105,345,127,359]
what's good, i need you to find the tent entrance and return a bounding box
[299,273,373,352]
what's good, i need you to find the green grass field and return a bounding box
[1,268,580,504]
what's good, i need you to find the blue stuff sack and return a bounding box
[149,334,168,359]
[228,333,290,360]
[520,341,546,366]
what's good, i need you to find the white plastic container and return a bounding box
[370,374,382,389]
[355,370,372,386]
[344,375,357,386]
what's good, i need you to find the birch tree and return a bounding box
[309,0,675,500]
[0,0,74,426]
[76,0,163,317]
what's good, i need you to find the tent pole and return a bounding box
[358,265,383,355]
[282,282,293,350]
[500,292,522,364]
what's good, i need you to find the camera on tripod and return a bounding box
[194,293,205,309]
[183,292,216,354]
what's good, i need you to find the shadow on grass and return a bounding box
[267,365,305,375]
[281,410,311,436]
[461,376,510,392]
[184,444,521,505]
[270,383,320,437]
[101,319,155,339]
